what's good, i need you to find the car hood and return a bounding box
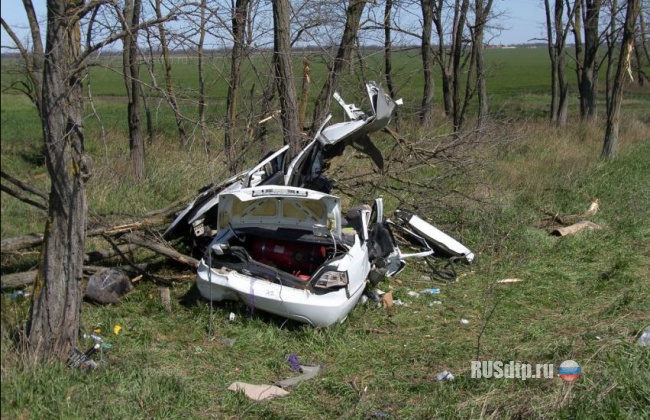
[217,186,342,236]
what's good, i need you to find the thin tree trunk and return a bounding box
[383,0,400,130]
[155,0,187,148]
[123,0,145,181]
[420,0,435,125]
[225,0,250,172]
[198,0,209,152]
[27,0,90,362]
[579,0,601,121]
[309,0,367,136]
[603,0,641,158]
[451,0,470,131]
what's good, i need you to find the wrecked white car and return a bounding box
[196,189,473,326]
[168,82,473,326]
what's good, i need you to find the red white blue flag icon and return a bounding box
[558,360,581,382]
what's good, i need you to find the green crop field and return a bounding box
[1,47,649,419]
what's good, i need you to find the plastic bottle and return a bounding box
[638,328,650,347]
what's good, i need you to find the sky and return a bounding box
[1,0,547,51]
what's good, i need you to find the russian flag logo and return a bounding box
[559,360,581,382]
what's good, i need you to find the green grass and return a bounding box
[2,47,650,418]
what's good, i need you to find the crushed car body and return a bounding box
[167,82,474,326]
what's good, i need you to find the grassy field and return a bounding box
[1,47,649,418]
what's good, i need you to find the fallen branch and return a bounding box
[551,221,602,237]
[121,233,199,269]
[1,205,183,254]
[1,170,48,201]
[1,264,150,290]
[0,183,48,211]
[536,199,600,229]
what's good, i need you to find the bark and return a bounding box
[26,0,90,362]
[309,0,367,136]
[273,0,302,156]
[420,0,435,125]
[225,0,251,172]
[602,0,641,158]
[123,0,145,181]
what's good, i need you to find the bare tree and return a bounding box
[544,0,573,126]
[420,0,435,125]
[197,0,209,151]
[309,0,368,135]
[273,0,302,156]
[574,0,602,121]
[2,0,175,363]
[225,0,251,172]
[122,0,146,180]
[603,0,642,158]
[383,0,401,129]
[25,0,90,362]
[155,0,188,148]
[473,0,495,131]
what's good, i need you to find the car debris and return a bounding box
[166,82,474,327]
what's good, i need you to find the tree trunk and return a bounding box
[602,0,641,158]
[579,0,601,121]
[198,0,209,152]
[309,0,367,136]
[431,0,452,116]
[272,0,302,156]
[155,0,187,148]
[383,0,400,130]
[26,0,90,362]
[420,0,435,125]
[123,0,145,181]
[225,0,251,172]
[451,0,470,131]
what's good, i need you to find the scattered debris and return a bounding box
[381,291,394,308]
[217,337,237,347]
[436,370,455,381]
[287,354,301,371]
[419,288,440,294]
[638,327,650,347]
[429,301,443,306]
[276,364,321,388]
[8,290,29,300]
[551,221,602,237]
[84,268,133,304]
[497,278,523,284]
[535,199,601,236]
[227,382,289,401]
[460,318,470,325]
[407,290,420,298]
[113,325,122,335]
[228,312,236,322]
[159,287,172,313]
